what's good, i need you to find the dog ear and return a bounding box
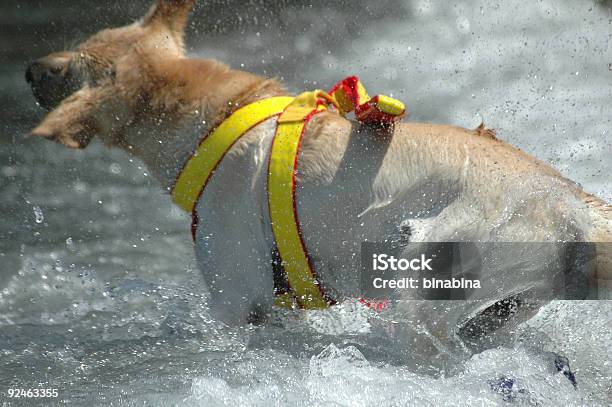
[142,0,196,50]
[28,86,113,149]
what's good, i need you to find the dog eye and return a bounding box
[107,67,116,81]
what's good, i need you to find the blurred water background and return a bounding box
[0,0,611,405]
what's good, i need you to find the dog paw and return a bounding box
[554,354,577,388]
[246,301,270,326]
[488,375,528,402]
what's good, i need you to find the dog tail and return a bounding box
[582,194,612,298]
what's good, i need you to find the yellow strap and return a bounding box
[172,96,294,212]
[269,92,330,309]
[277,90,339,123]
[274,292,297,309]
[372,95,405,116]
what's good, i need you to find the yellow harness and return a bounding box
[171,77,405,309]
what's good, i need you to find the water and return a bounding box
[1,0,611,405]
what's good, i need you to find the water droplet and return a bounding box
[456,16,471,34]
[33,205,44,223]
[110,163,121,174]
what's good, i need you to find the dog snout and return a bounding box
[25,54,81,111]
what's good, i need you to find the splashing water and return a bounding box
[0,0,610,405]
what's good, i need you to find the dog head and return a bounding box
[25,0,196,148]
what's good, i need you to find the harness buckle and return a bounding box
[328,76,406,124]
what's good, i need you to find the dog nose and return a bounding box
[25,60,53,84]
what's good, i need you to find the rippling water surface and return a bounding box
[0,0,610,405]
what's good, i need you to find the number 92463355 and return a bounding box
[7,388,59,398]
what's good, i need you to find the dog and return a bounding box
[25,0,610,364]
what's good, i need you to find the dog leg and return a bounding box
[192,150,276,325]
[194,217,275,326]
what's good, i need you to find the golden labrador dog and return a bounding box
[25,0,610,358]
